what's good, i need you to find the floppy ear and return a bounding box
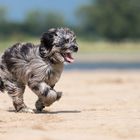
[39,28,57,58]
[40,28,57,50]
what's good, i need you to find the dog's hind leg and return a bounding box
[5,81,33,113]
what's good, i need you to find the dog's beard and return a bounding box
[52,52,65,63]
[48,46,74,64]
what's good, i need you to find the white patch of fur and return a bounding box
[40,82,48,93]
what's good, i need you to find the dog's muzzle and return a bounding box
[62,45,78,63]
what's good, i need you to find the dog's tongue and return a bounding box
[65,53,74,63]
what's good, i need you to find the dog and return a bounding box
[0,28,78,113]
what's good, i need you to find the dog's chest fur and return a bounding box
[45,64,64,87]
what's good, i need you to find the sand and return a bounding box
[0,70,140,140]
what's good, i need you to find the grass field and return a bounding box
[0,38,140,54]
[0,37,39,52]
[1,38,140,63]
[79,40,140,54]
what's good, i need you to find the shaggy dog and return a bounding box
[0,28,78,113]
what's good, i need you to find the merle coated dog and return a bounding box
[0,28,78,113]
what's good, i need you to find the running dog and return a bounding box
[0,28,78,113]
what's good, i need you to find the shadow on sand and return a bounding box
[35,110,81,114]
[8,108,81,114]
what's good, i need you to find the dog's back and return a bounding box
[2,43,36,71]
[1,43,40,82]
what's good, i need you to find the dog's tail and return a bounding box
[0,54,5,93]
[0,77,4,92]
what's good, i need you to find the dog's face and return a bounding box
[40,28,78,63]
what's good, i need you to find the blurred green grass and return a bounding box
[0,37,39,52]
[78,40,140,54]
[0,38,140,54]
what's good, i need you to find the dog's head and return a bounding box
[40,28,78,63]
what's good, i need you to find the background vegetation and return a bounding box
[0,0,140,42]
[77,0,140,41]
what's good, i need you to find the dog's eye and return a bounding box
[65,39,69,43]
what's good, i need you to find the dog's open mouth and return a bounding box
[63,53,74,63]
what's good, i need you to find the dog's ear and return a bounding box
[40,28,57,50]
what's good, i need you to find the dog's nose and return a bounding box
[71,45,78,52]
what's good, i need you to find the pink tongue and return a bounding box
[65,53,74,63]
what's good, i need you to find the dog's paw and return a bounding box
[18,107,34,113]
[35,99,45,112]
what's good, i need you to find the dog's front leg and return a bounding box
[28,82,62,112]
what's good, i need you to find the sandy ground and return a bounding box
[0,70,140,140]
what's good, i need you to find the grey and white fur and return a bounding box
[0,28,78,113]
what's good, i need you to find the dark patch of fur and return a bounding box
[40,29,56,51]
[0,77,4,92]
[2,43,20,71]
[51,84,55,89]
[43,87,49,97]
[20,43,33,58]
[20,44,29,55]
[32,85,39,91]
[39,31,55,58]
[39,45,48,58]
[0,65,4,70]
